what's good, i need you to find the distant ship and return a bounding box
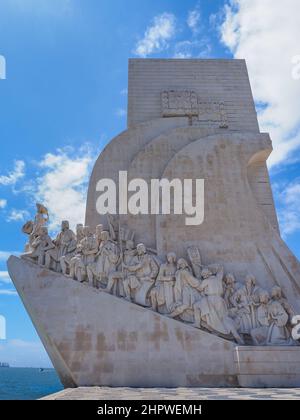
[0,362,10,368]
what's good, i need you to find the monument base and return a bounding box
[235,346,300,387]
[7,256,300,388]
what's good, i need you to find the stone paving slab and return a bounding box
[41,387,300,400]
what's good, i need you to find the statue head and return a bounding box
[40,226,48,236]
[61,220,69,231]
[83,226,91,237]
[76,223,83,234]
[125,240,134,250]
[224,273,235,286]
[259,290,270,304]
[177,258,188,269]
[136,243,146,255]
[271,286,282,300]
[245,274,256,289]
[36,203,48,215]
[100,230,110,241]
[167,252,176,263]
[201,268,212,279]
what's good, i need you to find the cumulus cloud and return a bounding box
[220,0,300,167]
[134,12,176,57]
[32,145,95,232]
[6,209,30,222]
[0,199,7,209]
[0,160,25,186]
[187,5,201,34]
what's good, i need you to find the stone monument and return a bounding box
[7,59,300,388]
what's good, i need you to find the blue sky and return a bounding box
[0,0,300,367]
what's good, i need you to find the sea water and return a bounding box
[0,367,63,400]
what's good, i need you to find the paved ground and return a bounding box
[42,387,300,400]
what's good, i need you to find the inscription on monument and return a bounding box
[161,90,228,128]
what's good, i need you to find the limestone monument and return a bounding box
[7,59,300,388]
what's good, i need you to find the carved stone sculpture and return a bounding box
[22,226,54,266]
[44,220,76,272]
[105,239,138,296]
[150,252,177,313]
[74,226,98,283]
[123,243,159,305]
[86,230,119,288]
[193,266,244,344]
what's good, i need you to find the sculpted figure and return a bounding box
[32,203,49,236]
[107,214,118,241]
[187,247,202,278]
[86,230,120,288]
[22,226,54,266]
[74,226,98,283]
[45,221,76,272]
[95,224,103,247]
[234,274,261,334]
[168,258,202,321]
[267,297,293,345]
[223,273,242,316]
[105,240,138,296]
[250,291,271,345]
[193,266,244,344]
[60,223,84,275]
[22,203,49,252]
[150,252,177,313]
[270,286,294,322]
[123,243,159,305]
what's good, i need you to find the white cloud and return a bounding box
[187,5,201,33]
[0,339,52,368]
[0,251,20,261]
[0,289,17,296]
[0,199,7,209]
[32,146,95,232]
[7,209,30,222]
[174,39,211,59]
[220,0,300,168]
[134,12,176,57]
[120,88,128,96]
[0,160,25,186]
[276,180,300,237]
[0,271,11,284]
[116,108,127,118]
